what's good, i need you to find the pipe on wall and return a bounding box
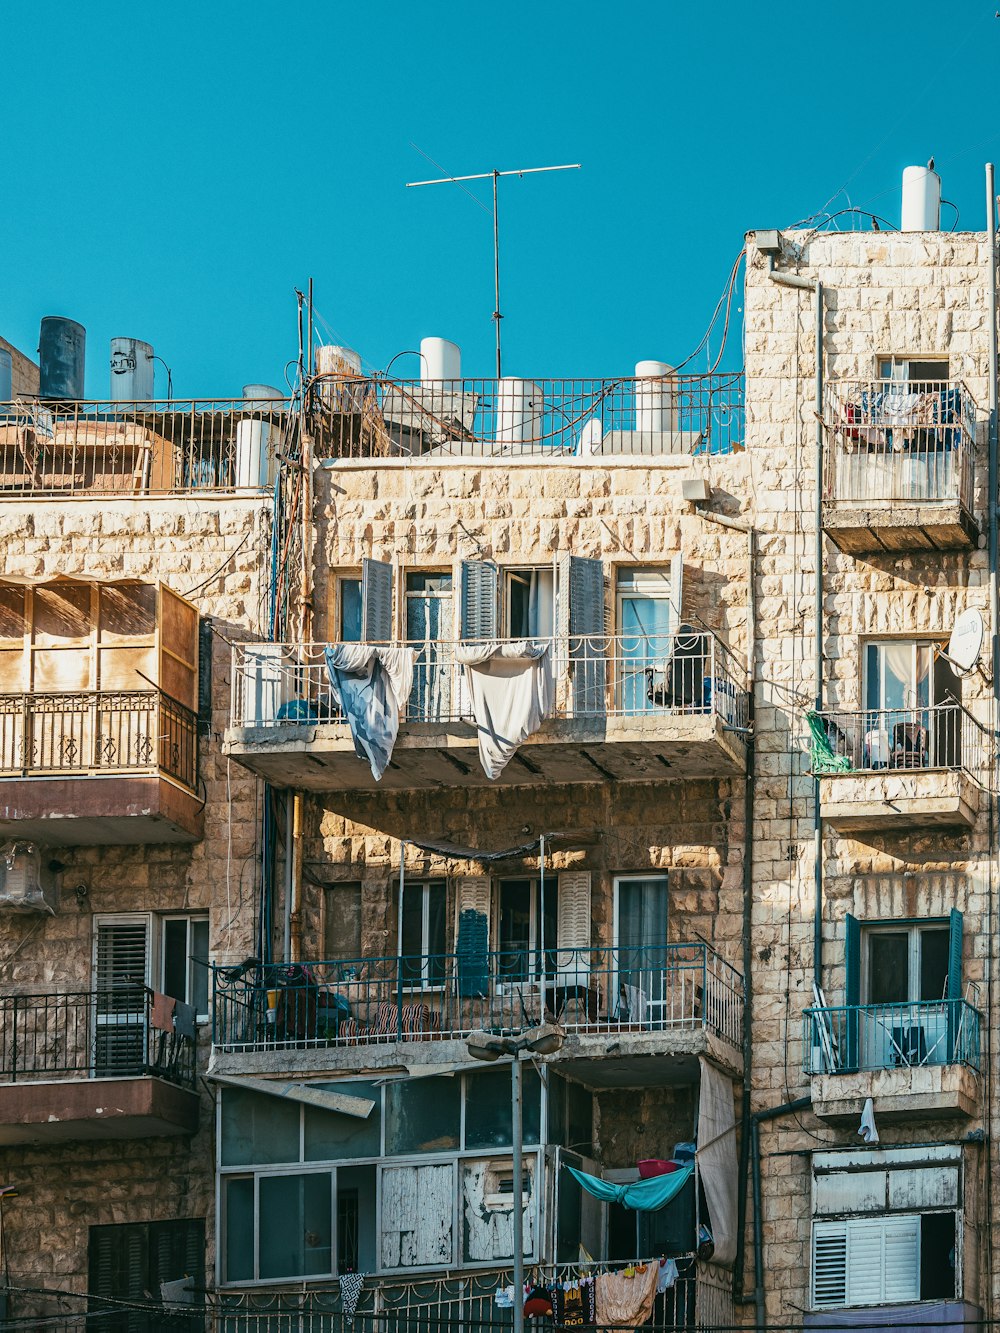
[751,1096,813,1329]
[289,792,304,962]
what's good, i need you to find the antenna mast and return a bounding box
[406,162,581,378]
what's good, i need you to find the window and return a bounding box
[863,924,950,1007]
[93,915,151,1077]
[496,878,559,979]
[338,577,362,643]
[89,1217,204,1332]
[615,564,683,714]
[505,568,554,638]
[162,915,209,1019]
[405,573,453,720]
[323,883,363,965]
[877,356,949,385]
[812,1213,956,1308]
[400,880,447,985]
[863,639,960,768]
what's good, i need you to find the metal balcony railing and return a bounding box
[0,397,295,496]
[0,986,197,1087]
[0,688,198,790]
[307,372,744,459]
[823,379,978,510]
[808,704,987,785]
[803,999,981,1075]
[212,942,745,1054]
[230,632,748,734]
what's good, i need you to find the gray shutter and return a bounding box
[812,1222,847,1307]
[561,557,605,716]
[95,919,150,989]
[567,557,604,635]
[361,557,393,642]
[460,561,498,640]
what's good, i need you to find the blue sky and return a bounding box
[2,1,999,398]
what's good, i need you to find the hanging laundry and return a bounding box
[339,1271,365,1321]
[595,1262,658,1327]
[553,1277,596,1327]
[524,1284,553,1318]
[150,991,175,1033]
[859,1097,879,1144]
[173,1001,197,1039]
[494,1286,515,1309]
[656,1258,679,1294]
[565,1162,694,1210]
[324,644,416,781]
[455,641,554,779]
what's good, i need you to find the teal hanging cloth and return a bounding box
[564,1164,694,1211]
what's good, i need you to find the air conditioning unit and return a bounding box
[0,842,58,914]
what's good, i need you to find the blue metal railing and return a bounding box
[212,943,744,1054]
[803,999,981,1075]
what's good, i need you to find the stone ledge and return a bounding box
[811,1062,979,1123]
[819,769,979,834]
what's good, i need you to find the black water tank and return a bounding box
[39,316,86,399]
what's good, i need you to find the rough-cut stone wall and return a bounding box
[1,334,39,396]
[0,494,272,1308]
[744,229,996,1322]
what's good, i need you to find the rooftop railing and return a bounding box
[230,632,749,734]
[0,688,198,791]
[308,372,744,459]
[0,397,295,496]
[0,986,196,1087]
[808,703,987,785]
[803,999,981,1075]
[212,941,745,1054]
[823,379,978,511]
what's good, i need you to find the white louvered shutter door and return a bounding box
[94,918,150,1076]
[811,1222,847,1308]
[556,872,591,980]
[457,877,491,939]
[879,1216,921,1304]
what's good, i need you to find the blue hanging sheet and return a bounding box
[565,1163,694,1211]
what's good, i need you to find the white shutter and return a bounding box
[361,557,393,642]
[845,1219,886,1306]
[880,1217,920,1304]
[459,561,499,640]
[457,877,491,944]
[555,872,591,979]
[812,1222,847,1308]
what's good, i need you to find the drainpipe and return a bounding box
[750,1095,812,1330]
[289,792,304,962]
[282,789,294,961]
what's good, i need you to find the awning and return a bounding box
[564,1164,694,1211]
[209,1075,375,1119]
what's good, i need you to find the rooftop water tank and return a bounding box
[0,349,11,403]
[496,377,542,449]
[420,337,461,381]
[110,337,154,401]
[634,360,677,434]
[236,385,285,488]
[314,345,364,411]
[901,165,941,231]
[39,317,86,400]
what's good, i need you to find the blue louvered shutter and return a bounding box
[947,907,964,1061]
[844,913,860,1072]
[459,561,498,640]
[361,558,393,642]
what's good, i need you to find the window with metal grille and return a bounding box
[88,1217,204,1332]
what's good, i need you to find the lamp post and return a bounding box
[466,1024,564,1333]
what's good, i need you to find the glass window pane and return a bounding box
[221,1086,301,1166]
[340,580,362,643]
[385,1077,460,1155]
[401,883,424,970]
[259,1172,333,1280]
[920,929,950,1002]
[426,882,447,983]
[866,933,909,1005]
[223,1177,255,1282]
[162,919,187,1002]
[498,880,533,978]
[304,1082,382,1161]
[464,1066,541,1149]
[191,918,210,1016]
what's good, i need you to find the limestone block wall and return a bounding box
[0,493,272,1306]
[744,228,998,1321]
[1,334,39,396]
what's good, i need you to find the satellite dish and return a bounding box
[947,608,985,675]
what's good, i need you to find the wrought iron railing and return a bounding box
[307,372,743,459]
[0,397,295,496]
[212,942,744,1054]
[809,703,987,785]
[823,379,978,510]
[230,633,748,733]
[0,688,198,790]
[803,999,981,1075]
[0,986,196,1086]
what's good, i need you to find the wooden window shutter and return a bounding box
[459,561,499,640]
[361,558,394,642]
[457,876,491,923]
[947,908,964,1000]
[157,583,199,711]
[555,872,591,977]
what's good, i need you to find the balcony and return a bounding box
[0,396,294,496]
[308,371,743,458]
[0,986,199,1143]
[210,943,745,1083]
[822,379,979,552]
[0,688,202,844]
[808,705,986,833]
[224,633,748,790]
[803,999,981,1123]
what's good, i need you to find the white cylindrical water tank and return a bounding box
[901,165,941,231]
[0,349,12,402]
[496,377,543,449]
[315,345,364,411]
[236,384,285,488]
[634,360,677,433]
[110,338,154,401]
[420,337,461,382]
[578,417,603,455]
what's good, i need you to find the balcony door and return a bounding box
[93,916,150,1077]
[405,572,453,721]
[863,640,960,768]
[615,561,683,715]
[613,876,669,1025]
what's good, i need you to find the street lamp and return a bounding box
[466,1024,564,1333]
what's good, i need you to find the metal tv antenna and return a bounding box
[406,162,581,379]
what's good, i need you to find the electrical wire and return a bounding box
[180,524,255,599]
